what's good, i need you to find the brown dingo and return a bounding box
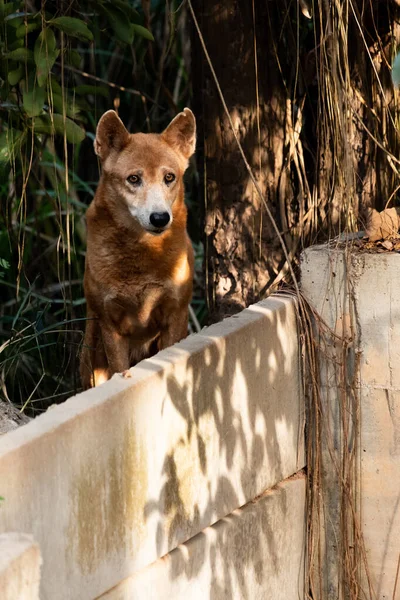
[80,108,196,389]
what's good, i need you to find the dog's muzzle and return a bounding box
[147,211,171,233]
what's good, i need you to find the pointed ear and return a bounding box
[161,108,196,161]
[94,110,129,160]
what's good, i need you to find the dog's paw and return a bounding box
[121,369,132,379]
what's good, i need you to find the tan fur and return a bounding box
[80,108,196,389]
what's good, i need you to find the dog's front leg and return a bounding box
[159,309,189,351]
[101,326,130,377]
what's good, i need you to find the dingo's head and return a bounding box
[94,108,196,234]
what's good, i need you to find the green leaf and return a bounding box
[0,258,10,269]
[50,17,93,41]
[66,49,81,69]
[7,38,24,51]
[106,0,139,22]
[23,85,45,117]
[51,92,80,119]
[34,114,85,144]
[5,15,21,27]
[132,24,154,42]
[4,47,34,62]
[0,3,15,21]
[0,102,19,112]
[74,84,109,99]
[50,76,62,95]
[73,96,90,112]
[392,52,400,87]
[0,129,26,164]
[8,63,23,85]
[100,5,134,45]
[34,28,58,87]
[15,21,40,38]
[5,11,34,23]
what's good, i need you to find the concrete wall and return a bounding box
[0,532,41,600]
[302,245,400,598]
[98,475,306,600]
[0,295,305,600]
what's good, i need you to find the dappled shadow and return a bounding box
[136,295,305,598]
[153,479,303,600]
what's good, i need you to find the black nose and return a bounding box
[150,212,170,228]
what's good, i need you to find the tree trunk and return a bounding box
[192,0,400,323]
[192,1,292,322]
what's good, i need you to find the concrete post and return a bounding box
[301,243,400,599]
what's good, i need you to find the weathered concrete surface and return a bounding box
[98,475,306,600]
[0,532,41,599]
[0,295,304,600]
[302,245,400,599]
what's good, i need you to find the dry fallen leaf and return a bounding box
[381,240,394,250]
[365,207,400,242]
[299,0,312,18]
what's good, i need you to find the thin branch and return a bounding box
[55,63,158,105]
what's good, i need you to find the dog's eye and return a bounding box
[127,174,141,185]
[164,173,175,184]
